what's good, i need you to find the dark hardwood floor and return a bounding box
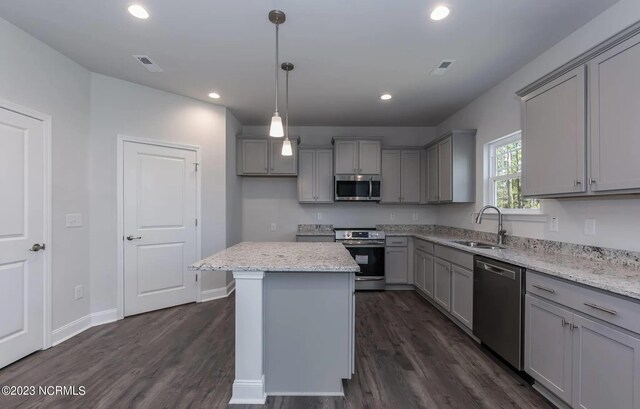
[0,291,552,409]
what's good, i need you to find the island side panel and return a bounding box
[264,272,354,396]
[229,271,267,405]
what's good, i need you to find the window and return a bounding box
[487,131,540,212]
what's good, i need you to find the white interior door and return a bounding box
[123,141,198,316]
[0,107,46,368]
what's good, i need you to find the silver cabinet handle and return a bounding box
[584,302,617,315]
[561,318,570,327]
[29,243,46,252]
[574,179,582,186]
[589,178,596,184]
[127,235,142,241]
[532,284,556,294]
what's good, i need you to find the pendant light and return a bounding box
[268,10,286,137]
[281,62,294,156]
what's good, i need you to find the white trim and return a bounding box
[268,391,345,397]
[0,100,53,350]
[201,280,236,302]
[229,376,267,405]
[472,212,548,223]
[232,271,266,280]
[51,309,118,346]
[116,135,202,319]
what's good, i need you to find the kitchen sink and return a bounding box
[452,240,505,250]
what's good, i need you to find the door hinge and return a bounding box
[195,218,198,227]
[193,162,200,172]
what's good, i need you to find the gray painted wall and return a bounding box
[241,126,439,241]
[435,0,640,252]
[0,17,92,330]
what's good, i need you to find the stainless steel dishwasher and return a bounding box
[473,256,525,370]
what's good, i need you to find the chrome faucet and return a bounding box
[475,205,507,246]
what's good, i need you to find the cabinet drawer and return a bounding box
[385,237,408,247]
[527,271,640,334]
[434,244,473,270]
[414,239,433,254]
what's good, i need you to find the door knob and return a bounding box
[29,243,46,252]
[126,235,142,241]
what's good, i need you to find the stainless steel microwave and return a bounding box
[335,175,381,201]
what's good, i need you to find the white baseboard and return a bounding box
[51,308,118,346]
[201,280,236,303]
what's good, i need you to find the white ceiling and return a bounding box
[0,0,618,126]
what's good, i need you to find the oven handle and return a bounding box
[355,277,385,281]
[344,244,385,248]
[368,177,372,200]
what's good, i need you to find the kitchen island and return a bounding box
[190,242,360,404]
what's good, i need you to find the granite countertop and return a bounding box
[189,242,360,273]
[385,231,640,301]
[295,231,336,236]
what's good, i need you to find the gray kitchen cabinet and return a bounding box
[381,149,421,204]
[525,294,574,404]
[433,257,451,311]
[414,249,425,291]
[270,139,298,175]
[333,138,381,175]
[420,148,428,204]
[385,246,408,284]
[298,148,334,203]
[451,265,473,329]
[425,130,475,204]
[588,33,640,193]
[423,252,434,299]
[520,66,586,196]
[237,137,298,176]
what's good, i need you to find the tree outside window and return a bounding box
[488,131,540,212]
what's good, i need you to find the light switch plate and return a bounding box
[390,213,395,221]
[270,223,277,231]
[66,213,82,228]
[549,217,559,232]
[74,285,84,300]
[317,212,322,221]
[584,219,596,236]
[412,212,418,221]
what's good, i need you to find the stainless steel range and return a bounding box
[335,228,386,290]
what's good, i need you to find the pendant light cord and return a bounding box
[285,69,289,139]
[275,24,279,113]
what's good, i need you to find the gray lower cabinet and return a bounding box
[525,276,640,409]
[298,148,333,203]
[237,137,298,176]
[425,130,475,204]
[385,246,408,284]
[451,265,473,329]
[433,257,451,311]
[414,249,425,291]
[380,149,421,204]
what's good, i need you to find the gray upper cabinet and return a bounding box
[237,137,298,176]
[425,130,476,204]
[298,148,334,203]
[517,22,640,198]
[380,149,421,204]
[333,138,381,175]
[521,67,586,196]
[588,33,640,193]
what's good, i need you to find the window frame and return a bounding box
[486,131,541,215]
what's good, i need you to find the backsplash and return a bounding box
[297,224,334,233]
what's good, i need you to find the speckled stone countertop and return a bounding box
[384,229,640,301]
[296,224,335,236]
[189,242,360,272]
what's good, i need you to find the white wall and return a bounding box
[435,0,640,252]
[224,110,243,284]
[241,126,439,241]
[89,74,233,313]
[0,17,92,330]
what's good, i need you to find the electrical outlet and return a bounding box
[584,219,596,236]
[74,285,84,300]
[65,213,82,228]
[270,223,277,231]
[412,212,418,221]
[549,217,559,232]
[317,212,322,221]
[390,213,395,221]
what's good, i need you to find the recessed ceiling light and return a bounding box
[128,5,149,19]
[208,92,221,99]
[380,94,392,101]
[430,5,450,21]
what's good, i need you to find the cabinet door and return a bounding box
[451,265,473,329]
[589,35,640,193]
[433,258,451,311]
[437,137,453,202]
[381,150,401,203]
[427,145,439,202]
[385,247,408,284]
[521,66,586,196]
[315,150,334,202]
[414,250,425,290]
[270,140,297,175]
[423,253,434,299]
[524,295,573,405]
[572,314,640,409]
[334,140,358,174]
[358,140,381,175]
[401,150,421,203]
[420,149,428,204]
[241,139,269,174]
[298,150,316,202]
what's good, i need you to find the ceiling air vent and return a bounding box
[430,59,456,76]
[133,55,164,72]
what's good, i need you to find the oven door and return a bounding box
[342,241,385,290]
